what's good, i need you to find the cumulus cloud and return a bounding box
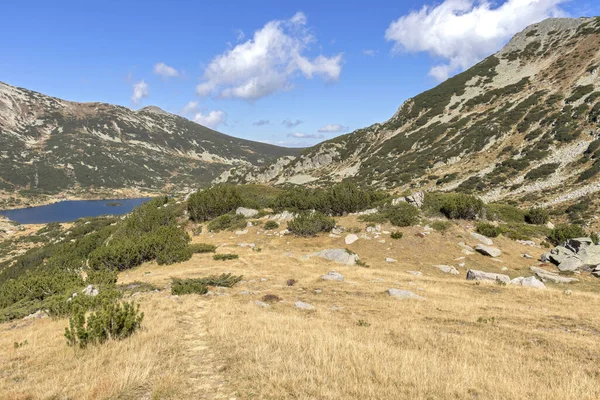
[153,62,180,77]
[193,110,227,128]
[196,12,343,100]
[385,0,566,81]
[253,119,270,126]
[287,132,324,139]
[181,101,199,114]
[131,81,149,104]
[317,124,348,133]
[282,119,303,128]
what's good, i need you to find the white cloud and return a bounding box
[385,0,567,81]
[181,101,199,115]
[282,118,303,128]
[287,132,324,139]
[235,29,245,42]
[317,124,348,133]
[253,119,270,126]
[153,62,180,77]
[193,110,227,129]
[131,81,149,104]
[362,49,376,56]
[196,12,343,100]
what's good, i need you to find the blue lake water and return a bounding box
[0,198,153,224]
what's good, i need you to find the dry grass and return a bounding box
[2,217,600,399]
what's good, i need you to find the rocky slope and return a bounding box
[222,17,600,208]
[0,82,300,197]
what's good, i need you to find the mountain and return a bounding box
[0,82,300,201]
[222,17,600,208]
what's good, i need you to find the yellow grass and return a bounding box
[2,217,600,399]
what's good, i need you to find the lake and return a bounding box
[0,198,153,224]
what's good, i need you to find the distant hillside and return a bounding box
[223,17,600,208]
[0,82,299,199]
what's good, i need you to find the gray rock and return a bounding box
[548,246,576,265]
[541,252,552,262]
[321,271,344,281]
[466,269,510,284]
[510,276,546,289]
[521,253,534,259]
[471,232,494,245]
[592,270,600,278]
[577,245,600,268]
[345,234,359,245]
[236,207,259,218]
[82,285,99,297]
[475,244,502,258]
[530,267,579,283]
[386,288,425,300]
[331,227,344,235]
[406,191,425,208]
[294,301,316,311]
[235,230,248,235]
[557,257,584,272]
[407,270,423,277]
[24,310,49,320]
[433,265,459,275]
[255,301,270,308]
[312,249,359,266]
[565,237,594,253]
[517,239,537,247]
[238,243,256,248]
[385,257,397,263]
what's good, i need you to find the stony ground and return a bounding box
[2,216,600,399]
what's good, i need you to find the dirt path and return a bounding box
[176,302,233,399]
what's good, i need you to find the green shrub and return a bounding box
[264,220,280,230]
[485,203,525,223]
[188,184,243,222]
[213,254,239,261]
[65,301,144,348]
[591,232,599,244]
[525,207,549,225]
[207,214,247,232]
[432,193,484,220]
[476,222,502,238]
[287,212,336,237]
[386,203,420,227]
[171,273,243,295]
[548,224,587,246]
[429,220,451,232]
[501,223,550,241]
[390,232,403,240]
[189,243,217,253]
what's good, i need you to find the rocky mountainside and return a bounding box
[223,17,600,209]
[0,82,299,197]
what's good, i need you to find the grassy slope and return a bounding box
[2,216,600,399]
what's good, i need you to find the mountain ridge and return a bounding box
[219,17,600,209]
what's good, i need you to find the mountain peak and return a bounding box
[137,105,172,117]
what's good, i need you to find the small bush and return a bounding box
[430,220,451,232]
[286,279,297,286]
[476,222,502,238]
[439,193,484,220]
[213,254,239,261]
[207,214,247,232]
[65,301,144,348]
[288,212,336,237]
[188,184,243,222]
[189,243,217,253]
[525,207,549,225]
[548,224,587,246]
[386,203,420,227]
[485,203,525,223]
[171,273,243,295]
[261,294,282,303]
[264,220,280,230]
[390,232,403,240]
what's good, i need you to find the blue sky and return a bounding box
[1,0,599,147]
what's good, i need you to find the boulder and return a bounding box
[236,207,259,218]
[82,285,99,297]
[406,191,425,208]
[475,244,502,258]
[386,257,397,263]
[471,232,494,245]
[433,265,460,275]
[577,245,600,268]
[321,271,344,281]
[386,288,425,300]
[557,257,584,272]
[517,239,537,247]
[312,249,359,266]
[510,276,546,289]
[530,267,579,283]
[565,237,594,253]
[294,301,316,311]
[466,269,510,284]
[345,234,359,245]
[548,246,576,265]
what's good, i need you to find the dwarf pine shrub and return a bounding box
[288,212,336,237]
[476,222,502,238]
[189,243,217,253]
[187,184,243,222]
[264,220,279,230]
[171,273,243,295]
[548,224,587,246]
[525,207,550,225]
[213,254,239,261]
